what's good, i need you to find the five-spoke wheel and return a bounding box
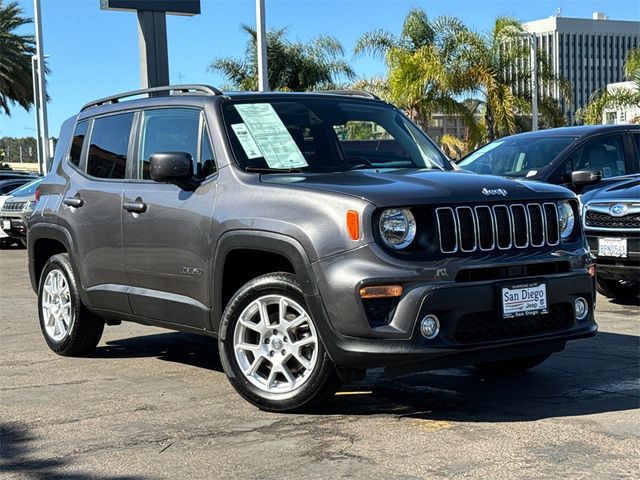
[220,273,340,412]
[38,253,104,356]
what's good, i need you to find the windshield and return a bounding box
[459,136,576,178]
[10,178,42,196]
[222,98,450,173]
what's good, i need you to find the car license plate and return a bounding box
[598,237,627,258]
[1,219,10,230]
[502,282,548,319]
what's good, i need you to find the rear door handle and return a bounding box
[122,199,147,213]
[63,196,83,208]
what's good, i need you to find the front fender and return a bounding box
[210,230,319,333]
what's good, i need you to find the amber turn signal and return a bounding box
[359,285,403,299]
[346,210,360,240]
[588,265,596,278]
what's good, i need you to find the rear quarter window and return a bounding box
[86,113,134,180]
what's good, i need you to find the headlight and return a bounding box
[557,200,575,239]
[25,201,36,211]
[379,208,416,249]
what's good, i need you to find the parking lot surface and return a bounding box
[1,248,639,479]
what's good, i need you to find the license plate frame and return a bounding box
[1,219,10,231]
[501,282,548,319]
[597,237,627,258]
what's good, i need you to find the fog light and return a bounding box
[575,297,588,321]
[420,314,440,339]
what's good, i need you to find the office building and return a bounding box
[523,12,640,122]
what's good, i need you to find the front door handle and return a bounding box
[122,199,147,213]
[63,196,83,208]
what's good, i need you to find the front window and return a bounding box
[459,136,576,178]
[222,98,449,173]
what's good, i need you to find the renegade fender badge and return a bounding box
[181,266,204,277]
[482,188,508,196]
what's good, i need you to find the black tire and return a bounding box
[474,353,551,376]
[37,253,104,356]
[219,272,341,412]
[0,238,11,249]
[596,277,639,300]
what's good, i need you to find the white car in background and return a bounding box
[0,177,38,248]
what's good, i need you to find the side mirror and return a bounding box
[571,169,602,187]
[149,152,193,185]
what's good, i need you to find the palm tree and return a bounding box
[460,17,571,141]
[579,48,640,125]
[209,25,354,91]
[354,9,476,133]
[0,1,36,115]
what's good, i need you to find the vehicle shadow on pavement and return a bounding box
[87,331,638,422]
[318,331,640,421]
[93,333,224,373]
[606,296,640,307]
[0,423,150,480]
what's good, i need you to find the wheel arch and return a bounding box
[211,230,319,333]
[28,224,90,306]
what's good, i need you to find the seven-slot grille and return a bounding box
[436,203,560,254]
[1,201,27,212]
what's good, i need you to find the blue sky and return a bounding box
[1,0,639,138]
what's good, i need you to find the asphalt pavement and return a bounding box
[1,247,638,479]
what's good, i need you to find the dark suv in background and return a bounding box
[28,85,596,412]
[581,174,640,300]
[458,125,640,193]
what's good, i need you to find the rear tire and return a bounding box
[38,253,104,356]
[474,354,551,376]
[596,277,639,300]
[219,272,341,412]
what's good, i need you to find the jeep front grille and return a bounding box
[2,201,26,212]
[435,202,560,254]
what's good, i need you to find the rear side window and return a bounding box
[634,134,640,158]
[87,113,134,179]
[69,121,88,167]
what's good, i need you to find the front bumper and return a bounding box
[587,233,640,282]
[308,244,596,374]
[0,215,27,239]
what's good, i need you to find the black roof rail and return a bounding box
[321,90,381,100]
[80,84,223,111]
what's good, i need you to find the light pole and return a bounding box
[33,0,49,174]
[529,32,538,132]
[31,56,43,173]
[256,0,268,92]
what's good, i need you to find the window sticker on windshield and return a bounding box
[231,123,262,159]
[234,103,308,169]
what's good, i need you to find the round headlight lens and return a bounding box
[379,208,416,249]
[558,200,575,239]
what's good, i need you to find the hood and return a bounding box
[581,174,640,204]
[261,169,573,207]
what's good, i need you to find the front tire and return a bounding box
[596,277,639,300]
[38,253,104,356]
[219,273,341,412]
[474,354,551,376]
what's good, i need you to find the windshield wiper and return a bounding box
[244,166,306,174]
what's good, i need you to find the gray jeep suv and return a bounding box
[28,85,597,412]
